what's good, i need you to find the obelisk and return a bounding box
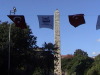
[54,9,62,75]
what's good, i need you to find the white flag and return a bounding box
[38,15,54,29]
[96,15,100,30]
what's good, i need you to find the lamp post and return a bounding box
[8,7,16,75]
[10,7,17,15]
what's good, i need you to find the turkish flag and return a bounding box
[8,15,27,29]
[68,14,85,27]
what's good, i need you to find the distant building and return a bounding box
[61,54,74,59]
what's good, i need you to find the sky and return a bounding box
[0,0,100,57]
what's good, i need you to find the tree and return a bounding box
[61,54,74,75]
[87,54,100,75]
[74,49,88,57]
[0,21,9,50]
[38,42,54,75]
[69,49,94,75]
[61,49,94,75]
[0,22,37,75]
[43,42,54,51]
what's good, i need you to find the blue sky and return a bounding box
[0,0,100,57]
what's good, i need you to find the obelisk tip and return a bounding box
[56,9,58,10]
[55,9,59,13]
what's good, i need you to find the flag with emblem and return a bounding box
[68,14,85,27]
[7,15,27,29]
[38,15,54,29]
[96,15,100,30]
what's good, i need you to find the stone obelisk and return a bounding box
[54,9,61,75]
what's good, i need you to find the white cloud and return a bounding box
[92,52,96,55]
[96,39,100,42]
[92,52,100,56]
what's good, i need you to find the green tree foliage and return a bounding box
[0,22,54,75]
[74,49,88,57]
[33,51,54,75]
[70,49,93,75]
[61,55,73,74]
[61,49,94,75]
[41,42,54,75]
[87,54,100,75]
[94,54,100,65]
[0,22,9,50]
[0,22,37,75]
[43,42,54,51]
[32,67,43,75]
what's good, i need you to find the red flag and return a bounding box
[68,14,85,27]
[7,15,27,29]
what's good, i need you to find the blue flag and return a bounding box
[38,15,54,29]
[96,15,100,30]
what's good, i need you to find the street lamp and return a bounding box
[8,7,17,75]
[10,7,17,15]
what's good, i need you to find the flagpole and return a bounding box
[8,7,16,75]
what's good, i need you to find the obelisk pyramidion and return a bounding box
[54,9,62,75]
